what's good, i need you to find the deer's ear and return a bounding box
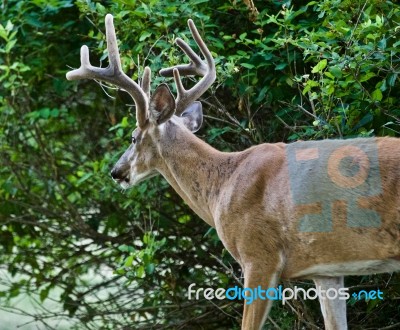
[180,101,203,133]
[149,84,176,125]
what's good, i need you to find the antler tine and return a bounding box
[141,66,151,99]
[66,14,149,127]
[160,19,216,115]
[160,38,207,77]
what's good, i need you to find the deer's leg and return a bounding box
[241,261,283,330]
[313,276,347,330]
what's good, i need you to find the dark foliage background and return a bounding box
[1,0,399,329]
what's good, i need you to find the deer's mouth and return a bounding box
[115,171,159,189]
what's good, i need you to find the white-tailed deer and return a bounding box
[67,14,400,330]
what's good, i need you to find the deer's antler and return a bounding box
[159,19,216,115]
[66,14,149,127]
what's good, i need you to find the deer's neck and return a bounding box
[156,123,235,227]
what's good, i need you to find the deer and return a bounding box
[66,14,400,330]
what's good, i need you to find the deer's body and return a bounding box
[67,14,400,330]
[153,121,400,277]
[131,117,400,328]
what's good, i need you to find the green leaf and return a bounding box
[324,71,335,79]
[132,10,147,18]
[311,59,327,73]
[275,63,287,70]
[145,263,155,274]
[178,214,191,224]
[118,245,135,253]
[352,113,373,131]
[375,15,383,27]
[40,286,50,303]
[139,31,152,42]
[76,173,93,186]
[5,20,14,32]
[377,38,386,50]
[329,65,342,78]
[124,255,134,267]
[387,73,398,87]
[371,89,383,101]
[307,80,319,87]
[5,39,16,53]
[241,63,255,69]
[121,116,129,128]
[188,0,208,4]
[326,84,334,95]
[40,108,51,119]
[136,265,145,278]
[0,24,8,41]
[302,80,319,95]
[359,72,376,82]
[302,84,311,95]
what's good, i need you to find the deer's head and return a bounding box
[66,14,215,189]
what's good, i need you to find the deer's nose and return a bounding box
[111,167,129,183]
[110,167,119,180]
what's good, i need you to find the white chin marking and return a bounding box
[119,181,131,190]
[121,172,157,189]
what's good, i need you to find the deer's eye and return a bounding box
[132,136,137,144]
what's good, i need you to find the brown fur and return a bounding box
[151,127,400,329]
